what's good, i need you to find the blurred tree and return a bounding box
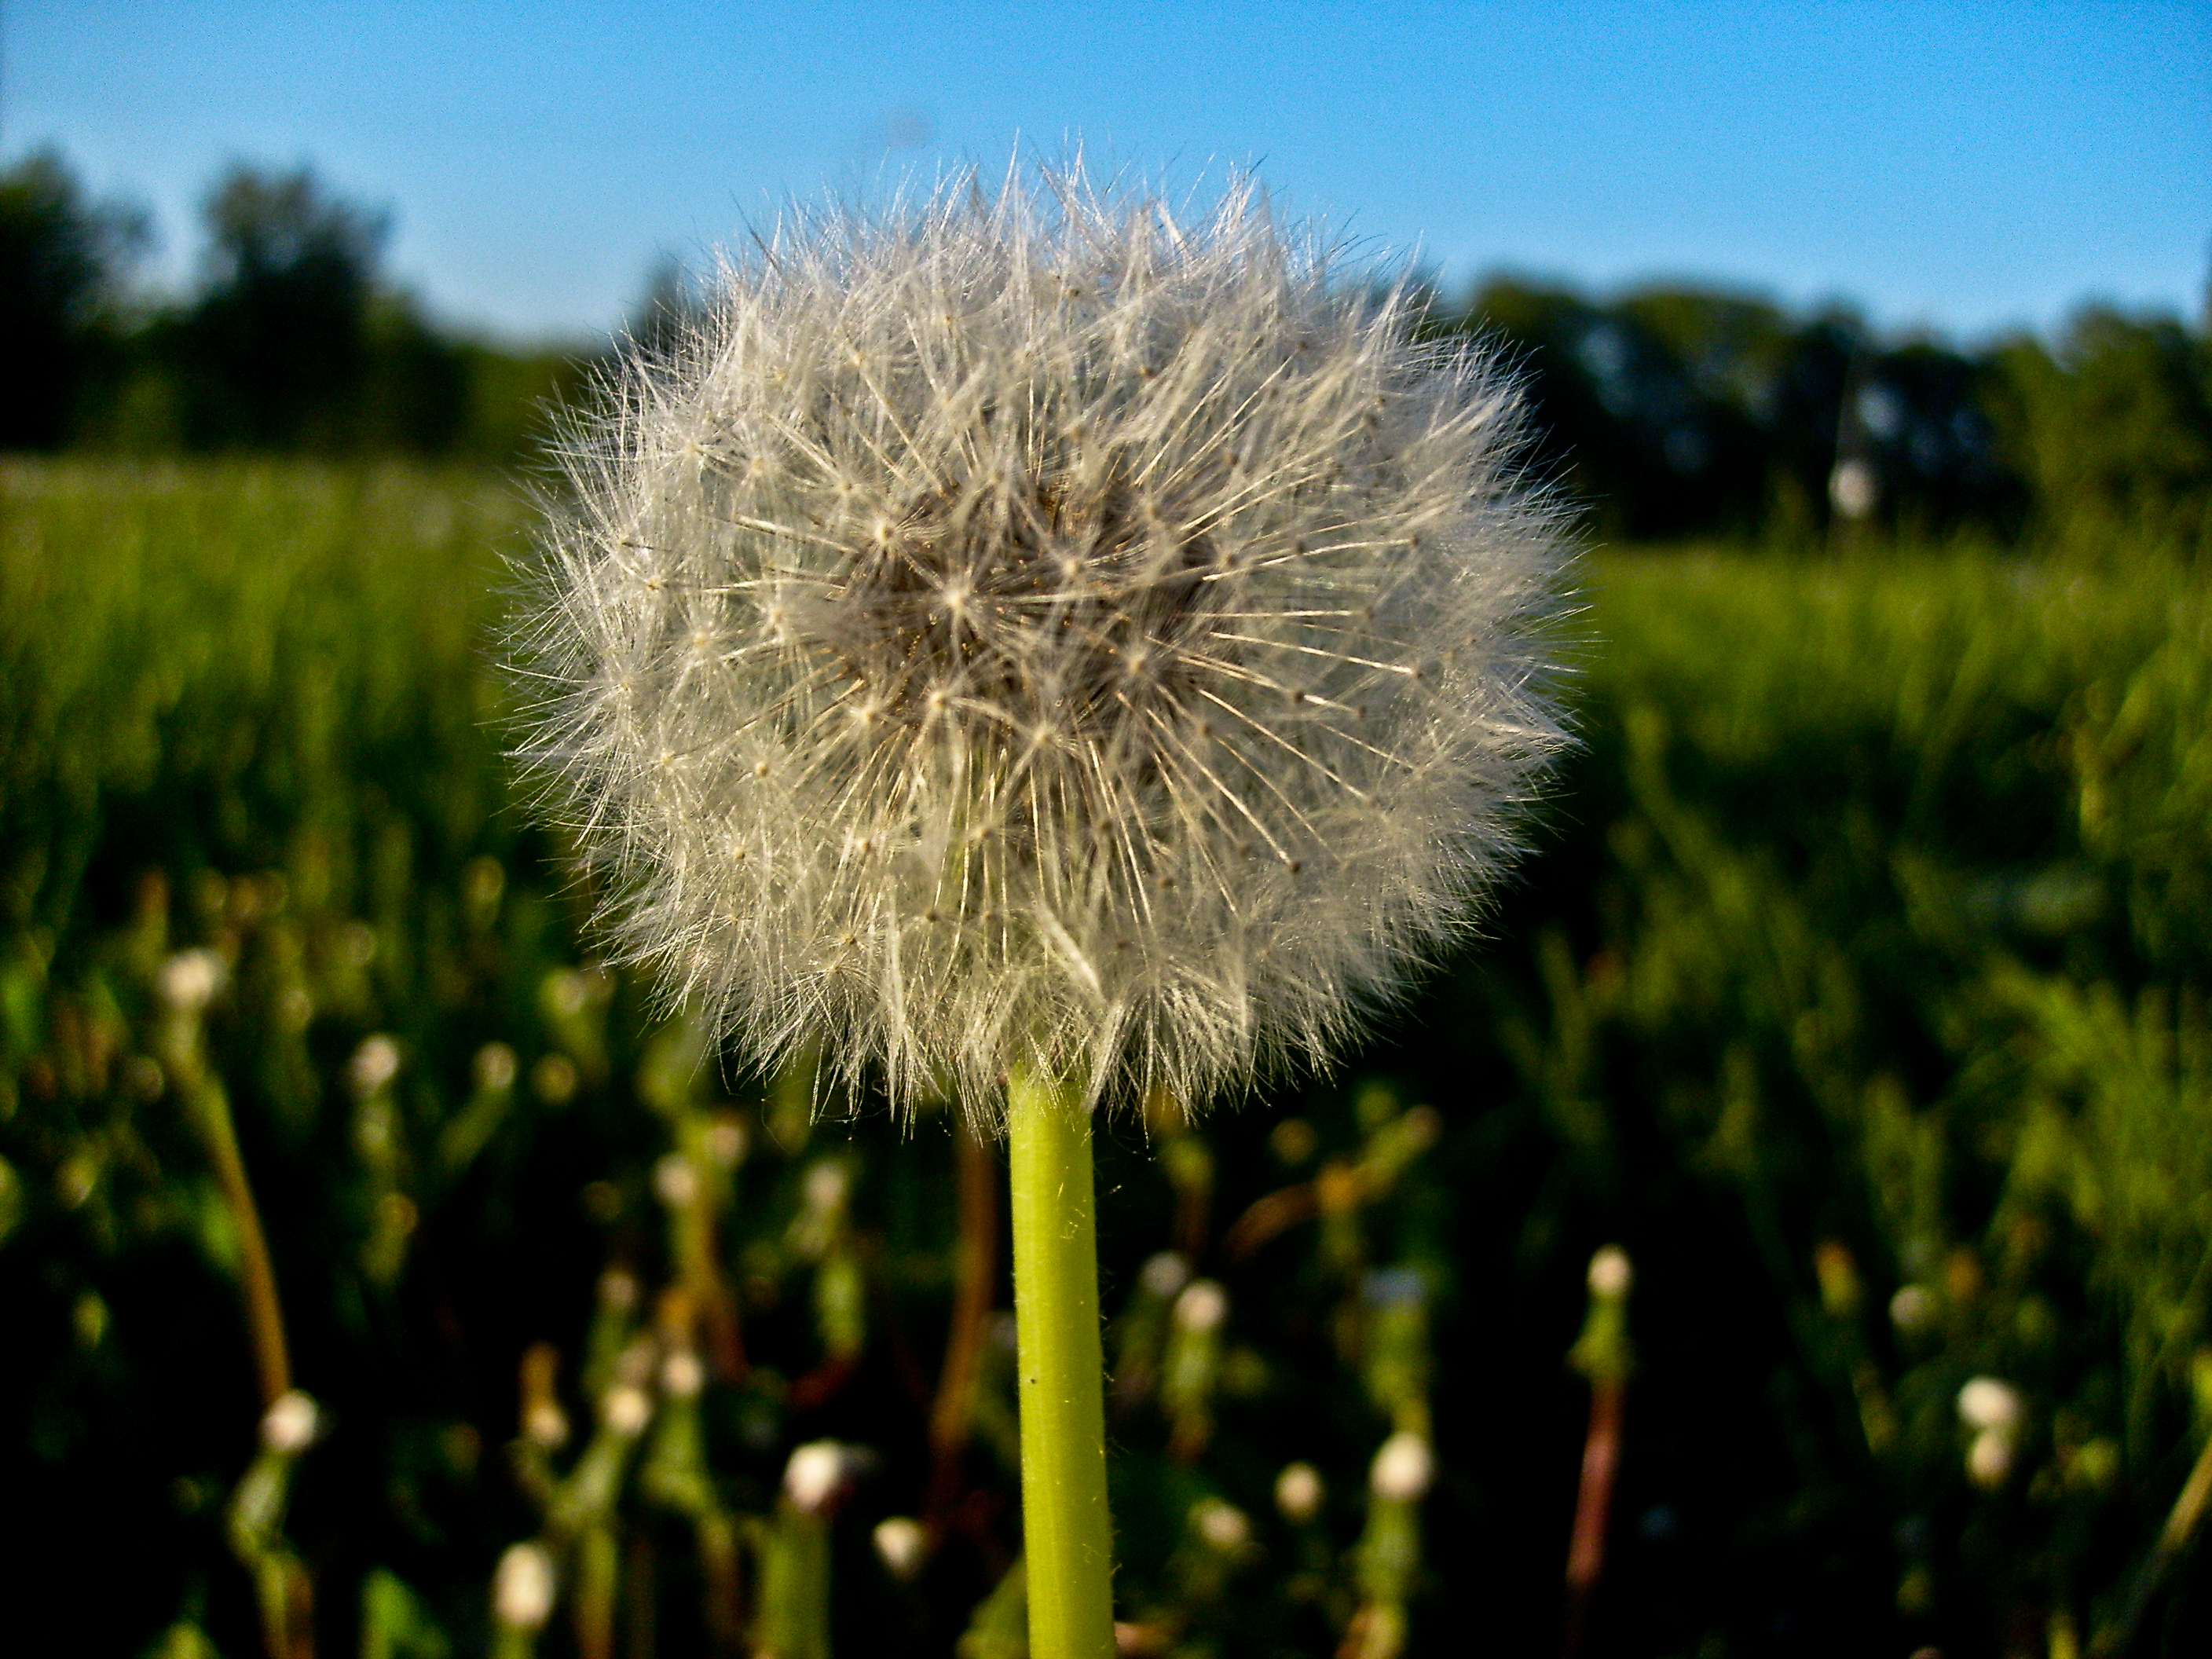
[0,148,149,449]
[1987,307,2212,560]
[176,165,467,453]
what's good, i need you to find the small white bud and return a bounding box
[598,1267,639,1313]
[1140,1251,1192,1299]
[661,1349,705,1400]
[654,1152,699,1208]
[1888,1284,1936,1332]
[1586,1245,1633,1298]
[873,1515,928,1581]
[474,1042,518,1093]
[493,1542,557,1631]
[1957,1377,2024,1434]
[601,1384,652,1437]
[1192,1496,1251,1551]
[704,1115,749,1168]
[1173,1280,1229,1334]
[1368,1430,1434,1503]
[523,1401,570,1450]
[1966,1427,2015,1489]
[1141,1256,1194,1309]
[348,1035,401,1098]
[158,949,225,1013]
[804,1159,851,1215]
[784,1440,851,1514]
[1275,1461,1324,1524]
[260,1390,319,1454]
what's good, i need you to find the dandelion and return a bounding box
[1275,1460,1325,1524]
[873,1514,929,1581]
[493,1542,557,1632]
[1369,1430,1436,1503]
[782,1439,855,1515]
[512,160,1569,1659]
[258,1390,319,1456]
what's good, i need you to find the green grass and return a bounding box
[2,460,2208,1657]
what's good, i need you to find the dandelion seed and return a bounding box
[511,162,1569,1126]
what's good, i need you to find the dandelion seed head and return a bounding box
[515,161,1572,1126]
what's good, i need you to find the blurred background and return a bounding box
[3,4,2209,1657]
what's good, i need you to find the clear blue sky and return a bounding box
[9,1,2207,345]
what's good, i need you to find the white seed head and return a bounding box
[1192,1496,1251,1551]
[493,1541,557,1631]
[1586,1245,1633,1299]
[872,1514,929,1580]
[1966,1426,2015,1489]
[704,1114,749,1167]
[600,1383,653,1437]
[1274,1460,1324,1523]
[514,162,1572,1122]
[474,1041,519,1093]
[653,1151,700,1208]
[1368,1430,1434,1502]
[158,949,225,1013]
[523,1399,571,1450]
[348,1035,401,1098]
[1173,1278,1229,1334]
[1139,1250,1192,1299]
[660,1347,706,1399]
[783,1438,852,1514]
[259,1390,320,1454]
[1957,1376,2024,1434]
[1888,1284,1936,1332]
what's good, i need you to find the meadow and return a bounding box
[2,459,2207,1658]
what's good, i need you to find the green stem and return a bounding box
[1006,1064,1116,1659]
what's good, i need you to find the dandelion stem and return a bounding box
[184,1064,293,1409]
[1006,1064,1116,1659]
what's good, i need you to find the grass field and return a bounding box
[2,460,2207,1658]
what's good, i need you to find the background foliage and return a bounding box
[2,146,2210,1659]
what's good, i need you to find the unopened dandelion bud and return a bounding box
[1173,1280,1229,1334]
[597,1268,639,1314]
[783,1439,851,1514]
[157,949,225,1013]
[1587,1245,1633,1299]
[1192,1497,1251,1551]
[1368,1430,1434,1503]
[803,1159,851,1217]
[1957,1377,2024,1434]
[1139,1251,1192,1300]
[704,1113,748,1168]
[348,1035,401,1098]
[524,1400,570,1450]
[511,161,1571,1124]
[873,1515,928,1581]
[653,1152,698,1208]
[260,1390,319,1454]
[474,1042,519,1093]
[1888,1284,1935,1332]
[1966,1427,2015,1489]
[1275,1460,1324,1524]
[601,1384,652,1437]
[660,1347,705,1400]
[494,1542,557,1631]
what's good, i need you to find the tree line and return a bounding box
[5,148,2207,554]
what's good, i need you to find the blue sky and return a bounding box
[9,1,2207,344]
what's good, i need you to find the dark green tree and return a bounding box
[0,148,148,449]
[178,165,467,453]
